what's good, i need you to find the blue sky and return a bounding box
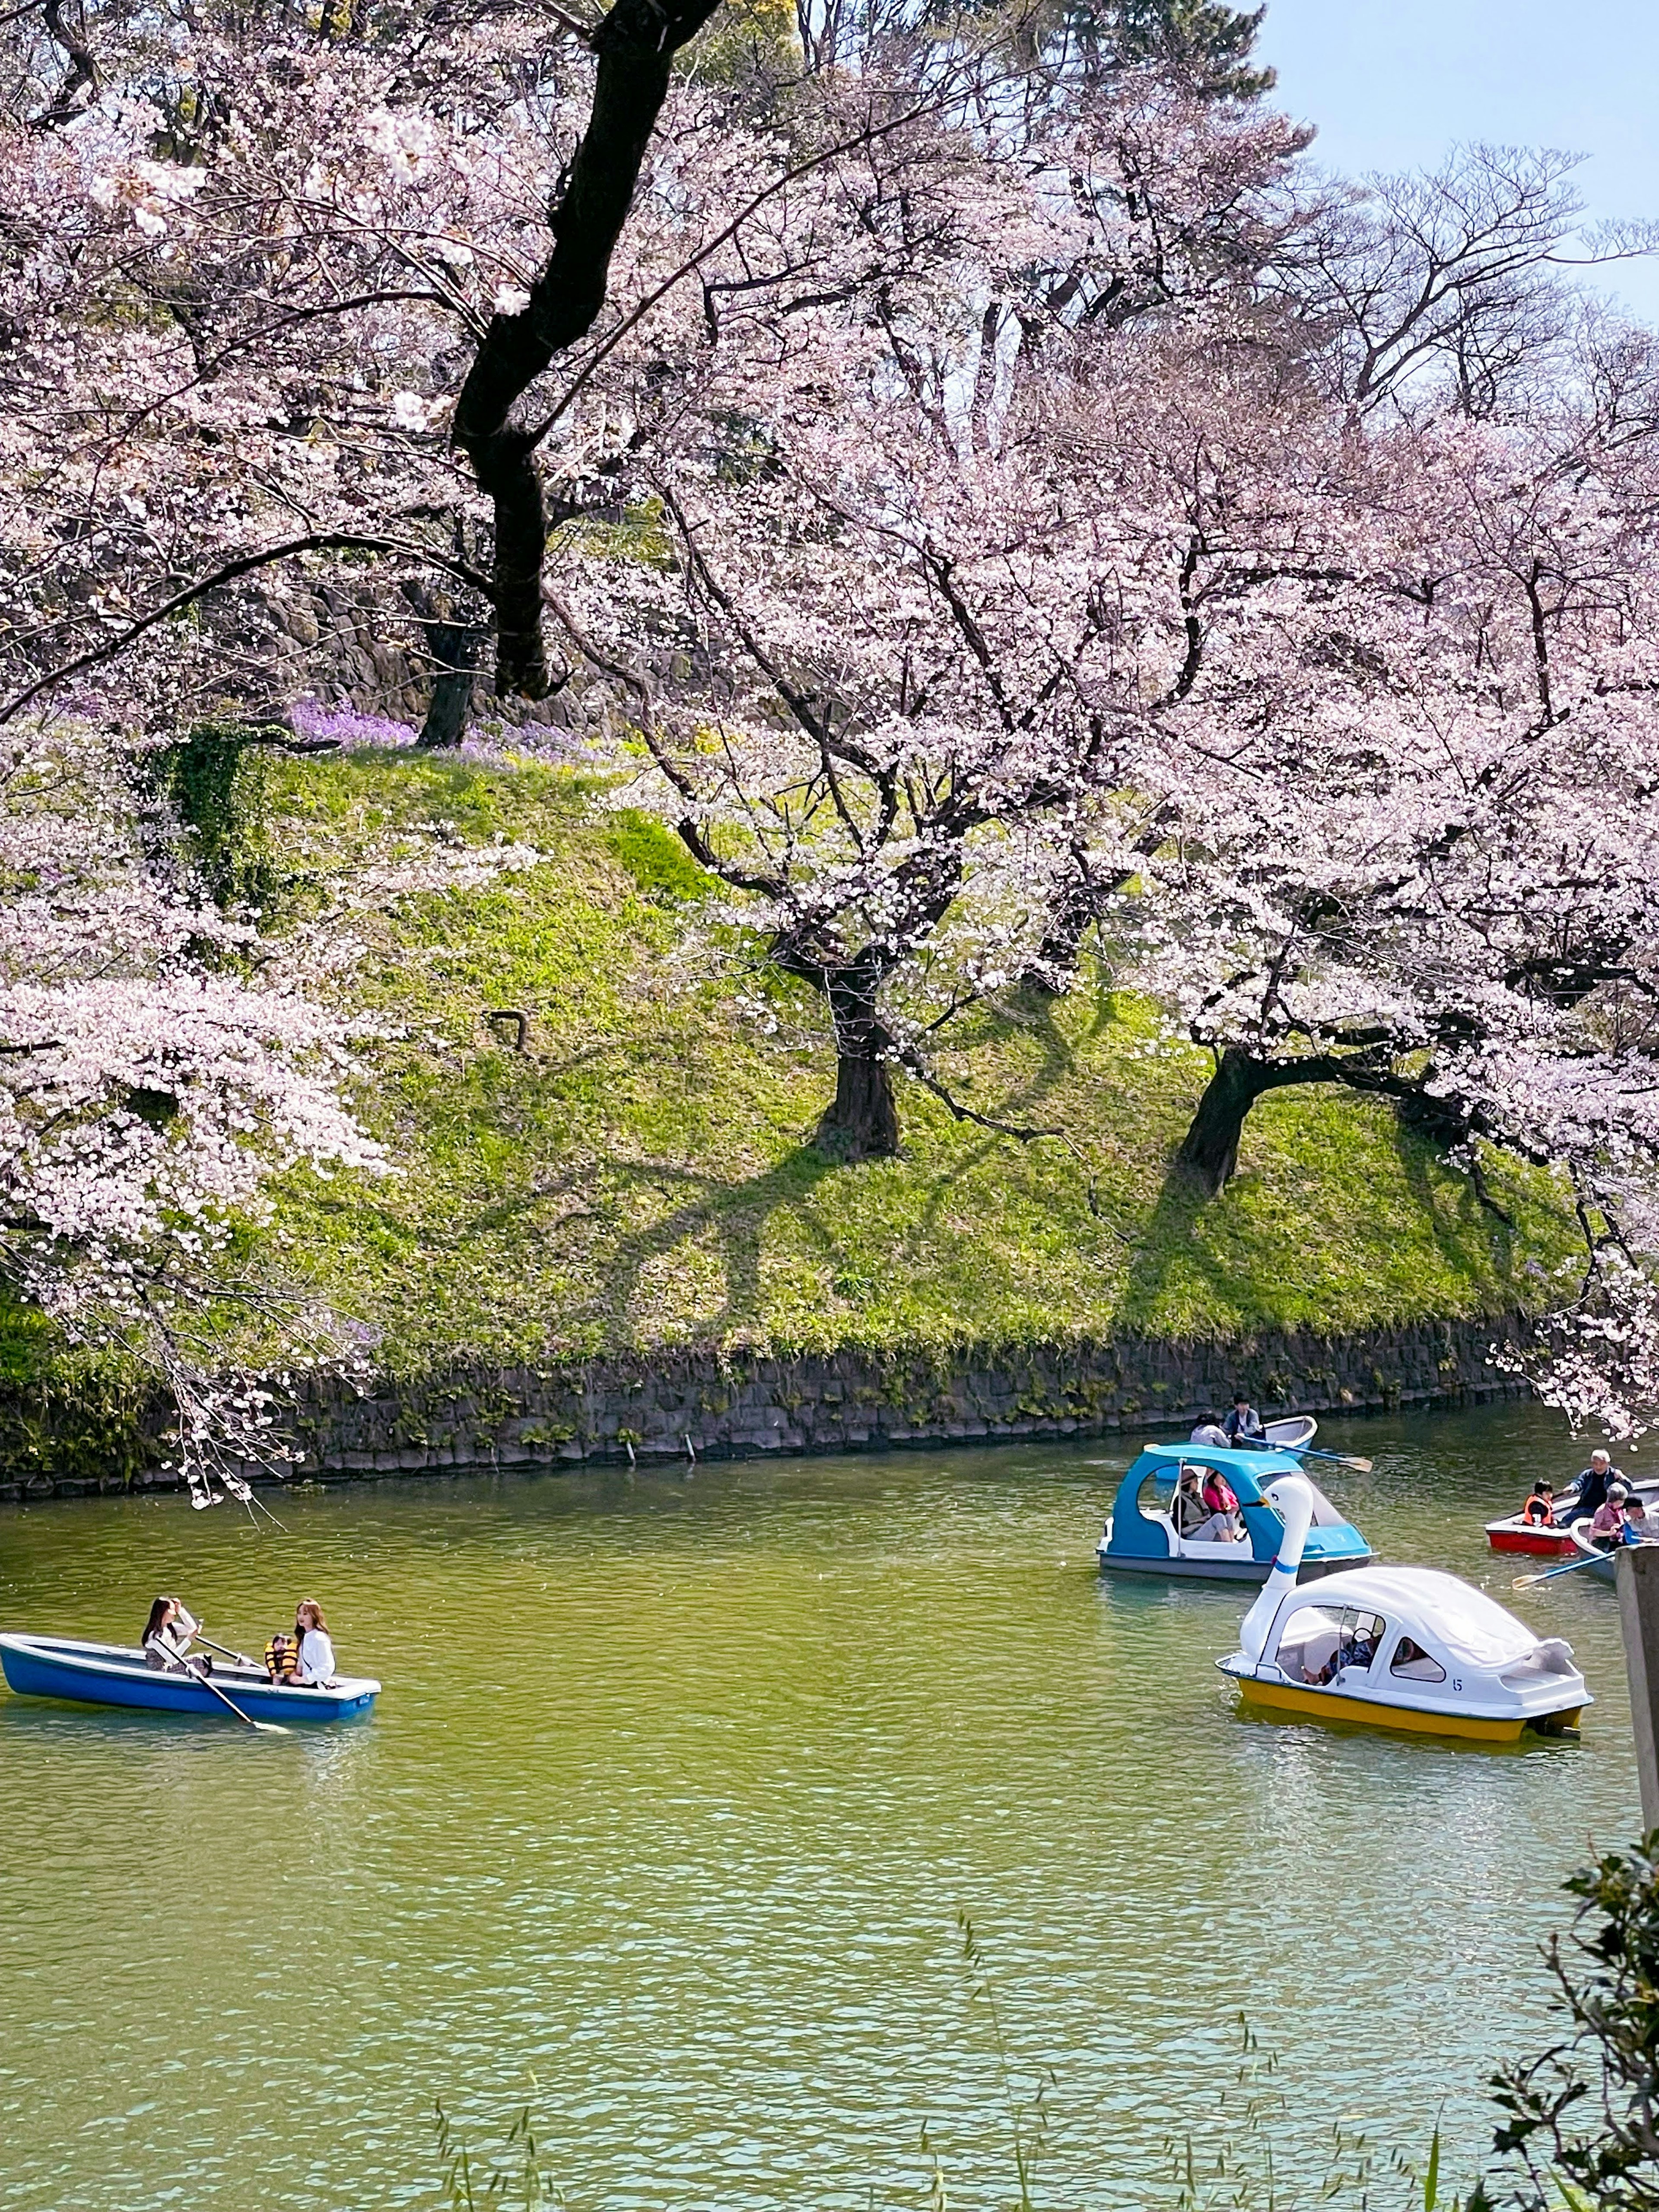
[1257,0,1659,321]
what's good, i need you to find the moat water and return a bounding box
[0,1403,1641,2209]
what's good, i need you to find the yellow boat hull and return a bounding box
[1235,1675,1583,1743]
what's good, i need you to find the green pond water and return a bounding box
[0,1402,1643,2211]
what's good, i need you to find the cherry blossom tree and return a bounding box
[0,716,385,1485]
[532,64,1319,1155]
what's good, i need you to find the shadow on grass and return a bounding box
[1120,1103,1530,1344]
[882,987,1108,1268]
[1115,1160,1228,1338]
[578,1146,843,1345]
[1388,1116,1522,1299]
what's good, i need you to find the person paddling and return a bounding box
[1574,1450,1623,1522]
[1223,1392,1265,1446]
[141,1596,207,1675]
[293,1600,339,1688]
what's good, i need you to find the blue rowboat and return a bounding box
[0,1634,379,1723]
[1097,1442,1371,1583]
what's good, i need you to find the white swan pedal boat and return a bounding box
[1216,1478,1589,1743]
[0,1634,380,1723]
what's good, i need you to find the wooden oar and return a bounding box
[176,1655,290,1735]
[196,1631,261,1670]
[1512,1550,1613,1590]
[1290,1446,1375,1475]
[1230,1436,1375,1474]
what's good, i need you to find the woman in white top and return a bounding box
[293,1599,338,1687]
[142,1596,203,1672]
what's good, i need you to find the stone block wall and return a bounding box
[0,1312,1532,1498]
[269,1311,1531,1484]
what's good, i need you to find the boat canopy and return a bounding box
[1114,1444,1345,1520]
[1117,1443,1303,1507]
[1265,1567,1538,1669]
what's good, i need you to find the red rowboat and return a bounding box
[1485,1514,1579,1557]
[1487,1475,1659,1556]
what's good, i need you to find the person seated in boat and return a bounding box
[1189,1413,1231,1449]
[1521,1480,1556,1528]
[1173,1467,1210,1536]
[1318,1625,1377,1682]
[263,1630,300,1683]
[1192,1466,1246,1543]
[1223,1393,1265,1446]
[1389,1636,1446,1682]
[1624,1491,1651,1540]
[1590,1484,1632,1551]
[141,1596,207,1675]
[293,1599,338,1688]
[1576,1451,1622,1522]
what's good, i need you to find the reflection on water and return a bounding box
[0,1402,1642,2210]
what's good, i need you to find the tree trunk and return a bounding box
[811,966,901,1161]
[416,617,482,750]
[449,0,725,698]
[815,1047,900,1161]
[1176,1048,1348,1196]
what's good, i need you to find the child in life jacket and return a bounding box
[1521,1480,1555,1527]
[264,1630,300,1683]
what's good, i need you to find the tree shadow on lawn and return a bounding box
[1386,1114,1527,1303]
[1118,1109,1528,1344]
[442,987,1112,1350]
[576,1146,845,1345]
[881,986,1112,1268]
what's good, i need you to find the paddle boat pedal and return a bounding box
[0,1635,380,1723]
[1217,1479,1589,1743]
[1097,1440,1370,1584]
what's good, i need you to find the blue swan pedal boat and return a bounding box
[1097,1438,1371,1583]
[0,1634,380,1723]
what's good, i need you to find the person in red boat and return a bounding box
[1521,1480,1555,1528]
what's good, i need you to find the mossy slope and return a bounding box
[253,751,1572,1376]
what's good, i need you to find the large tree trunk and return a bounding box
[815,1046,900,1161]
[812,966,901,1160]
[1176,1048,1348,1196]
[450,0,725,698]
[416,617,482,750]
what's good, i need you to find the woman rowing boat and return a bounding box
[141,1596,207,1675]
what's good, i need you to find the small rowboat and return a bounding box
[1261,1416,1318,1451]
[1558,1519,1659,1587]
[1217,1478,1589,1743]
[1484,1513,1580,1559]
[0,1634,379,1723]
[1487,1479,1659,1557]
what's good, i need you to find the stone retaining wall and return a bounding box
[254,1312,1538,1487]
[2,1312,1532,1499]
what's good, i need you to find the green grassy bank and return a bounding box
[244,748,1570,1379]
